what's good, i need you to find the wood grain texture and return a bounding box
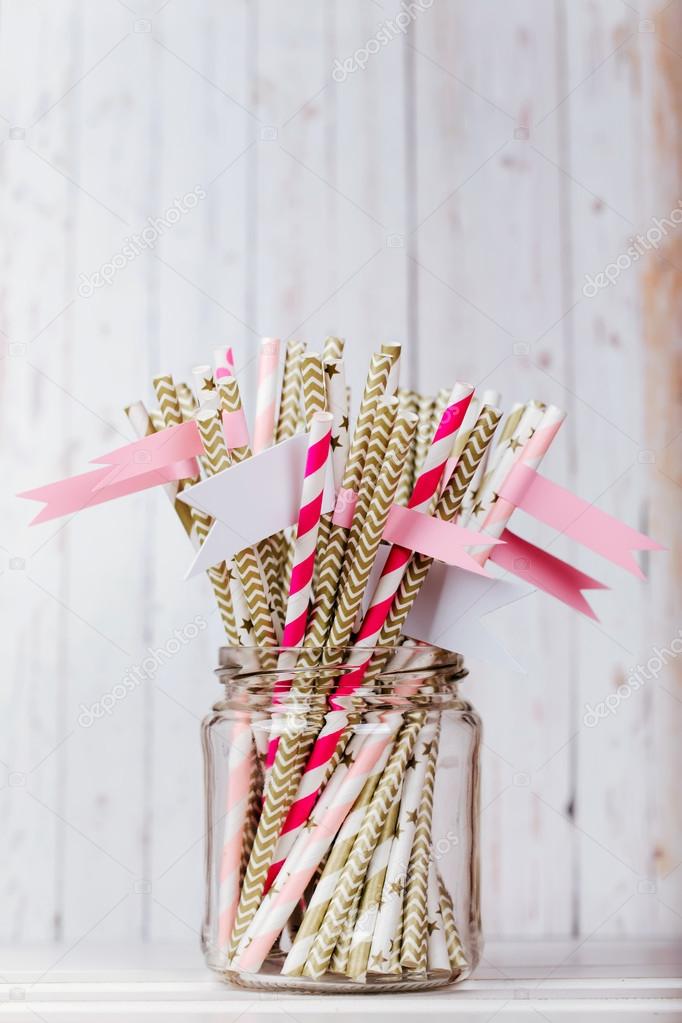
[0,0,679,945]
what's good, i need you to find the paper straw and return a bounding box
[329,881,364,975]
[327,407,417,653]
[216,378,280,646]
[301,715,424,979]
[149,408,165,432]
[177,381,199,420]
[266,412,332,755]
[267,387,473,884]
[344,792,401,981]
[322,335,345,362]
[400,721,440,971]
[217,712,254,948]
[240,753,264,882]
[193,409,244,645]
[336,396,399,588]
[229,715,403,971]
[376,406,502,654]
[227,708,316,960]
[214,345,235,380]
[301,352,392,652]
[437,870,467,972]
[273,340,308,613]
[276,340,307,443]
[413,393,435,479]
[252,337,281,454]
[123,400,192,537]
[431,387,451,440]
[380,342,402,396]
[368,720,438,974]
[299,353,327,427]
[153,374,184,428]
[460,400,544,526]
[279,411,333,651]
[425,856,450,975]
[281,721,392,977]
[396,389,419,505]
[324,359,349,493]
[192,364,220,409]
[471,403,566,564]
[348,383,474,661]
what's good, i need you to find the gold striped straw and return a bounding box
[215,377,279,649]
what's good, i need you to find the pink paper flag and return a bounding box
[490,529,609,619]
[381,503,503,576]
[498,465,663,577]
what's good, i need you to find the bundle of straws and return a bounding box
[128,337,565,983]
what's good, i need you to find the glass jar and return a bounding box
[201,645,481,993]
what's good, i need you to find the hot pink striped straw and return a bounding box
[263,383,474,885]
[253,337,280,454]
[266,411,333,767]
[230,715,401,971]
[214,345,235,380]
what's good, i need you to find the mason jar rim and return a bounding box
[215,644,466,685]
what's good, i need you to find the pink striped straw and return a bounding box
[231,716,401,971]
[217,712,254,948]
[263,383,474,888]
[472,404,566,564]
[214,346,235,380]
[266,411,333,767]
[253,337,281,454]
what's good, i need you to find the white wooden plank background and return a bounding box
[0,0,680,950]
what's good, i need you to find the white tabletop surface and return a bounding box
[0,940,680,1020]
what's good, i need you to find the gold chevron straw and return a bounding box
[276,340,307,442]
[301,714,424,979]
[367,405,502,670]
[123,400,193,538]
[345,781,402,980]
[273,340,308,611]
[124,401,237,642]
[326,407,417,658]
[396,389,419,504]
[329,882,363,975]
[152,374,200,484]
[301,352,393,656]
[300,353,327,427]
[400,722,440,971]
[282,745,388,977]
[437,870,467,972]
[177,379,200,419]
[338,396,399,582]
[460,400,545,528]
[152,375,210,551]
[322,335,345,362]
[413,393,435,479]
[324,359,350,493]
[380,342,402,396]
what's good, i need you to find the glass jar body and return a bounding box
[201,648,481,993]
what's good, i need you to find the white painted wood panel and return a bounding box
[0,0,678,948]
